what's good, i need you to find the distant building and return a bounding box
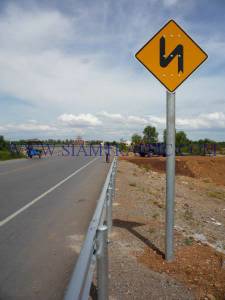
[74,136,85,145]
[125,140,132,146]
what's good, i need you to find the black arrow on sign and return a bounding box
[160,36,184,73]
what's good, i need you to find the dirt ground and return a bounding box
[108,156,225,300]
[120,156,225,186]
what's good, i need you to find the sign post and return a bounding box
[135,20,207,261]
[165,90,175,261]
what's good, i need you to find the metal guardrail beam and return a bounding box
[64,157,117,300]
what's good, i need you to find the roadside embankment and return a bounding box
[108,158,225,299]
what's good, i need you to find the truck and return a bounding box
[133,143,166,157]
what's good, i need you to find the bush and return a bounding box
[0,150,25,161]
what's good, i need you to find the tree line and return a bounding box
[131,125,225,146]
[131,126,225,155]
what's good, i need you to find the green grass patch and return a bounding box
[184,237,194,246]
[0,150,25,161]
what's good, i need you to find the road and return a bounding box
[0,154,110,300]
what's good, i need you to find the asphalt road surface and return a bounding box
[0,154,110,300]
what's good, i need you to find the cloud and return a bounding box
[58,113,102,127]
[98,111,123,122]
[0,4,157,115]
[177,112,225,130]
[127,115,148,125]
[58,111,225,132]
[0,5,72,52]
[1,111,225,140]
[0,2,214,115]
[0,121,57,133]
[146,112,225,131]
[162,0,179,7]
[0,2,224,142]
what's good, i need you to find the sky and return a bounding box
[0,0,225,141]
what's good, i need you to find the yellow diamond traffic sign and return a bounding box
[135,20,208,92]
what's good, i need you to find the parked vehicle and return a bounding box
[133,143,166,157]
[26,140,43,159]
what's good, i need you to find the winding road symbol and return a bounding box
[135,20,207,92]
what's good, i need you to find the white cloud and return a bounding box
[0,4,222,116]
[57,111,225,132]
[1,121,57,133]
[177,112,225,129]
[58,113,102,127]
[0,3,224,142]
[0,5,72,52]
[127,116,148,125]
[1,111,225,140]
[98,111,123,121]
[148,116,165,127]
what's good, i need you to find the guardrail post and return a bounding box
[111,171,115,199]
[112,159,117,197]
[106,186,113,233]
[96,225,108,300]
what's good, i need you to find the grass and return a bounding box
[134,185,145,193]
[203,178,211,183]
[152,213,159,219]
[183,209,194,220]
[0,150,25,161]
[184,237,194,246]
[153,200,165,209]
[207,191,225,200]
[138,186,146,193]
[139,164,150,172]
[148,190,157,196]
[148,227,156,234]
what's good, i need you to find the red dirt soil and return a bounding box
[120,156,225,186]
[138,242,225,299]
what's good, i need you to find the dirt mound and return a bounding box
[120,156,225,186]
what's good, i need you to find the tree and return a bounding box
[198,138,216,144]
[163,129,167,144]
[143,126,158,143]
[0,136,8,150]
[175,131,189,146]
[131,133,142,145]
[163,130,189,146]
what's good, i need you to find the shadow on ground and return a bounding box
[90,283,97,300]
[113,218,165,259]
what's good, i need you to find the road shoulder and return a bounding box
[108,159,225,300]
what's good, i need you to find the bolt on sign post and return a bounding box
[135,20,207,261]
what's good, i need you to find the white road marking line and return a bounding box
[0,157,99,228]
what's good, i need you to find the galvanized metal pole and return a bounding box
[165,90,176,261]
[106,186,113,233]
[96,225,108,300]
